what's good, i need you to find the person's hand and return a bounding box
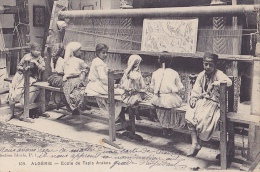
[24,66,30,71]
[189,97,197,108]
[18,70,23,74]
[212,81,220,86]
[62,76,67,82]
[198,92,208,99]
[30,59,39,66]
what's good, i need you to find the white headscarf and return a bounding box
[124,55,142,76]
[64,42,82,61]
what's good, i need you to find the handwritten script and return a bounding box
[0,145,187,170]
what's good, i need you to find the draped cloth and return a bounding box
[64,42,81,61]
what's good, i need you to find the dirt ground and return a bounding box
[0,105,249,172]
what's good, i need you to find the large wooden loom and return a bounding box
[58,4,258,109]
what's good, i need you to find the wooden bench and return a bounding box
[4,69,260,170]
[4,68,137,149]
[107,71,260,170]
[28,70,260,169]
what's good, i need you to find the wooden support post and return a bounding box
[128,107,136,135]
[251,40,260,116]
[102,70,122,149]
[228,121,235,164]
[248,34,260,161]
[23,62,30,119]
[248,151,260,172]
[220,82,228,169]
[228,77,235,112]
[108,70,116,142]
[35,87,47,118]
[248,125,260,161]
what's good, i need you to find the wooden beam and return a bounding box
[59,5,259,19]
[1,5,19,14]
[80,47,259,62]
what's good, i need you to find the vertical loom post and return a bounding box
[108,70,116,142]
[220,82,228,169]
[232,0,239,76]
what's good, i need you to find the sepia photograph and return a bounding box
[0,0,259,171]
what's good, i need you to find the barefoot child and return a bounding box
[185,52,232,157]
[6,42,45,122]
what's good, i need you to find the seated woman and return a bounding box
[119,54,147,121]
[85,43,123,120]
[47,43,65,87]
[46,43,66,108]
[185,52,232,157]
[62,42,89,115]
[6,42,45,122]
[150,53,184,136]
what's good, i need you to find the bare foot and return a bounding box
[19,116,34,123]
[186,144,202,157]
[5,114,13,122]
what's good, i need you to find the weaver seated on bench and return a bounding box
[4,42,45,123]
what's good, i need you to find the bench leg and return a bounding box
[123,107,143,142]
[39,88,49,118]
[227,121,235,164]
[128,107,136,135]
[220,121,228,169]
[23,79,30,119]
[248,125,260,161]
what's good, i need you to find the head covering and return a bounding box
[64,42,82,61]
[203,52,218,64]
[125,55,142,76]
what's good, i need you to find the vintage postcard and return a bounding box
[0,0,259,172]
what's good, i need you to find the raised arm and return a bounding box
[17,55,27,72]
[35,57,45,71]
